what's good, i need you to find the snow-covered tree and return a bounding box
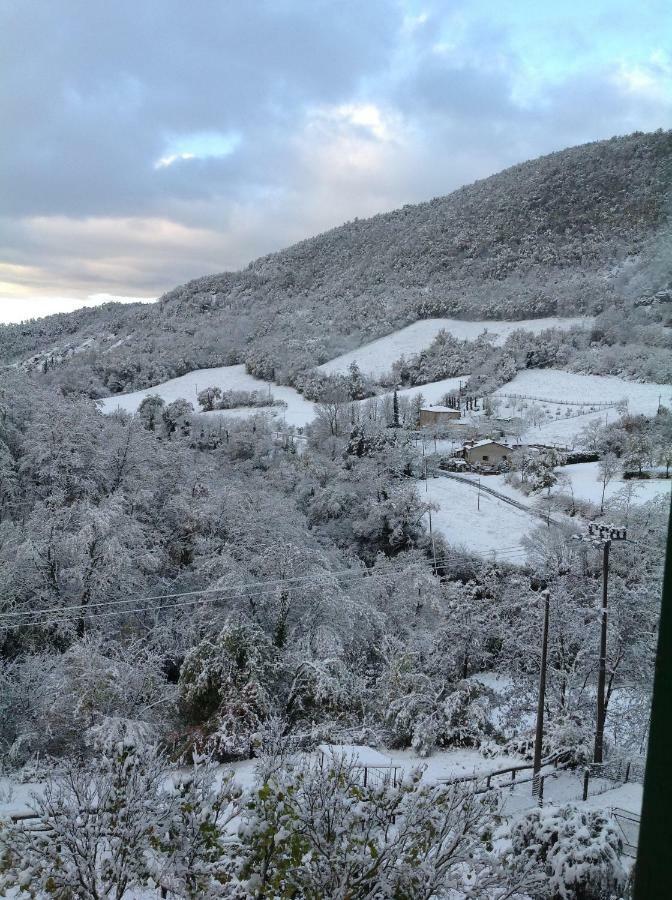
[237,753,493,898]
[503,804,626,900]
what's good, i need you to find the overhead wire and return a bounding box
[0,544,562,631]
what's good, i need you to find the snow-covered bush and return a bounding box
[237,753,492,898]
[497,716,592,767]
[177,621,275,760]
[0,741,169,898]
[504,804,626,900]
[386,679,491,757]
[0,739,243,899]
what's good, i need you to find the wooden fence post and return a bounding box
[583,768,590,801]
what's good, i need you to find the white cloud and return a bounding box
[0,294,156,324]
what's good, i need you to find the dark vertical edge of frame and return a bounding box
[635,492,672,896]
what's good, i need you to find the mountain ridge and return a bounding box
[2,129,671,394]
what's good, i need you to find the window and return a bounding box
[482,454,489,461]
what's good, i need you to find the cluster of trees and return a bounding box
[0,368,665,774]
[295,362,377,403]
[0,739,628,899]
[197,386,282,412]
[581,407,672,477]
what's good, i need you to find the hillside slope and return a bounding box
[2,130,671,395]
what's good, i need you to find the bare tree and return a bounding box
[598,452,620,513]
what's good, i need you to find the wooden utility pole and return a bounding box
[575,523,626,764]
[428,508,438,576]
[533,589,551,796]
[594,537,610,764]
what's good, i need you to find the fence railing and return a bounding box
[497,392,620,409]
[612,807,641,857]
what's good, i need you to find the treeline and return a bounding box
[0,369,666,771]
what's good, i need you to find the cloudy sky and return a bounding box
[1,0,671,323]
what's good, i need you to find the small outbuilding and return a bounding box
[461,439,511,468]
[419,405,461,428]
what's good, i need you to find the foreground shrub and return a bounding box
[503,803,626,900]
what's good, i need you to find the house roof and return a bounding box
[464,439,510,451]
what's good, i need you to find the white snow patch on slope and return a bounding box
[560,462,671,505]
[390,376,466,405]
[319,317,593,379]
[423,475,536,560]
[495,370,672,448]
[98,365,317,428]
[494,369,671,414]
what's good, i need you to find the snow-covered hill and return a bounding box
[494,369,671,413]
[318,316,593,378]
[99,364,316,428]
[494,369,672,448]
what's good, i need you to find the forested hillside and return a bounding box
[1,130,671,396]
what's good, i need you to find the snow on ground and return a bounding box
[98,365,317,429]
[98,370,469,431]
[494,369,672,448]
[524,408,618,449]
[392,376,466,406]
[0,776,43,819]
[559,461,671,505]
[494,370,671,416]
[457,465,670,513]
[319,317,592,379]
[422,474,537,560]
[583,781,643,816]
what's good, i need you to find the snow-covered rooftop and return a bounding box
[464,439,510,450]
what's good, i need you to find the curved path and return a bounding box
[438,470,564,528]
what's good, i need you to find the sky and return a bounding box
[1,0,671,324]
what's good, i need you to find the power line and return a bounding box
[0,547,544,632]
[1,537,663,633]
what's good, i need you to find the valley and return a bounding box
[1,129,670,897]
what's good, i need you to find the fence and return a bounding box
[612,807,641,857]
[496,392,620,409]
[581,757,646,800]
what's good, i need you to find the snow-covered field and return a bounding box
[494,369,671,416]
[423,474,537,560]
[559,462,671,505]
[494,369,672,448]
[1,747,642,827]
[393,375,466,406]
[319,317,592,378]
[98,365,317,428]
[0,749,521,820]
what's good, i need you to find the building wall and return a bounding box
[465,445,510,466]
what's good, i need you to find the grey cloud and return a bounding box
[0,0,400,218]
[0,0,671,302]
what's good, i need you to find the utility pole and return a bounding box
[428,507,438,576]
[533,589,551,797]
[573,523,627,764]
[594,536,610,765]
